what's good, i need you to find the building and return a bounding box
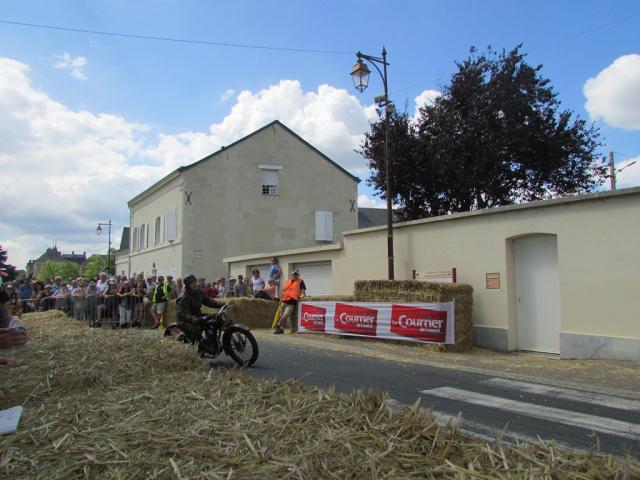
[26,247,87,278]
[225,187,640,361]
[118,120,359,279]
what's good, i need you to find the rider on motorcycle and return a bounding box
[176,274,225,340]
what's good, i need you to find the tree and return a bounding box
[83,254,109,281]
[0,245,17,280]
[36,261,80,281]
[361,45,606,220]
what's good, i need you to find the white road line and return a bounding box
[388,399,577,450]
[485,378,640,412]
[419,387,640,441]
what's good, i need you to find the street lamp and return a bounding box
[351,47,395,279]
[96,220,112,276]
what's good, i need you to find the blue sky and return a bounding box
[1,1,639,269]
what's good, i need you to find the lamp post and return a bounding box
[96,220,112,276]
[351,47,394,279]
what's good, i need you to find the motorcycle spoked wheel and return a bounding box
[223,326,259,366]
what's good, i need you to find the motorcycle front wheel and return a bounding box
[223,326,259,366]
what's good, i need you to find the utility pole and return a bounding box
[609,151,616,190]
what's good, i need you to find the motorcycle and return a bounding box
[164,302,259,366]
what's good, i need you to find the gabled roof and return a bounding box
[358,207,399,229]
[129,120,359,207]
[118,227,130,251]
[177,120,360,182]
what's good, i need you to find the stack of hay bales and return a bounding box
[354,280,473,352]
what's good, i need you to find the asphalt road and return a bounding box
[213,335,640,458]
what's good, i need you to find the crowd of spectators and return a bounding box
[1,268,280,330]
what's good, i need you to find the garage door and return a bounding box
[293,262,332,296]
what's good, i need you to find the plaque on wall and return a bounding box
[486,273,500,289]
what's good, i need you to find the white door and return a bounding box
[514,235,561,353]
[293,262,332,296]
[251,264,271,282]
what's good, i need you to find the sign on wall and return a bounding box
[298,301,455,344]
[413,268,457,283]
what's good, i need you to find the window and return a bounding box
[154,217,161,246]
[259,164,282,196]
[139,224,145,250]
[315,211,333,241]
[166,208,176,242]
[146,223,150,248]
[132,227,139,252]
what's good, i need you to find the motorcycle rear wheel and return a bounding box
[223,327,259,366]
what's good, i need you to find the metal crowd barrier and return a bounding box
[20,294,152,328]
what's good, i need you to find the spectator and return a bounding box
[203,282,219,298]
[274,270,306,335]
[72,280,86,320]
[197,278,206,290]
[150,276,170,329]
[17,279,33,311]
[146,275,157,292]
[85,281,99,325]
[96,273,109,294]
[166,276,177,297]
[173,277,184,299]
[0,272,10,329]
[98,281,118,326]
[269,257,282,296]
[40,285,56,311]
[51,276,63,293]
[30,281,45,311]
[117,281,133,327]
[6,285,22,317]
[234,275,248,297]
[131,280,147,327]
[250,269,264,296]
[255,278,278,301]
[225,277,237,298]
[217,277,227,297]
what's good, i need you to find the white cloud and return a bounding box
[53,52,88,80]
[615,157,640,189]
[357,194,386,208]
[220,89,235,102]
[148,79,377,174]
[583,54,640,130]
[0,58,378,269]
[412,89,440,123]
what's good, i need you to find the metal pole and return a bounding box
[107,220,112,276]
[382,47,394,280]
[609,151,616,190]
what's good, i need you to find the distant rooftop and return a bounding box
[358,207,398,229]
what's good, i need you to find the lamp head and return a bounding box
[351,57,370,93]
[96,224,102,236]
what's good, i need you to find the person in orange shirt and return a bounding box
[274,270,306,334]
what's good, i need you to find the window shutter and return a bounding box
[315,211,333,241]
[166,208,176,242]
[140,224,145,250]
[133,228,139,252]
[160,215,165,244]
[261,169,279,195]
[146,223,150,248]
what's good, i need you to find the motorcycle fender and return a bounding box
[164,323,180,337]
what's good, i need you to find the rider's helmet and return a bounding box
[183,274,198,289]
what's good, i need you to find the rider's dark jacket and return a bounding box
[176,288,224,324]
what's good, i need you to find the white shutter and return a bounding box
[160,215,165,244]
[146,223,150,248]
[294,262,332,296]
[166,208,176,242]
[252,264,272,281]
[315,211,333,242]
[132,227,139,252]
[140,224,145,250]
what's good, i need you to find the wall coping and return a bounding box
[224,242,343,264]
[344,186,640,236]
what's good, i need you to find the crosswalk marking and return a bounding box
[484,378,640,412]
[419,387,640,441]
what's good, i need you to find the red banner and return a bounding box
[298,301,454,344]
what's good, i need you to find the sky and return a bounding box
[1,0,639,270]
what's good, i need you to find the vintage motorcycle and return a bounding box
[164,302,259,366]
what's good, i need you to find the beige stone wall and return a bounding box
[227,189,640,347]
[181,122,357,280]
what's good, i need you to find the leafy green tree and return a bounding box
[0,244,17,280]
[36,261,80,281]
[83,254,107,281]
[361,45,606,220]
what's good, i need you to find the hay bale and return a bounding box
[354,280,474,352]
[1,312,638,479]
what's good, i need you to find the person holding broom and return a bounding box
[273,270,306,335]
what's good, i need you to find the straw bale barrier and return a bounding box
[354,280,474,352]
[1,312,638,479]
